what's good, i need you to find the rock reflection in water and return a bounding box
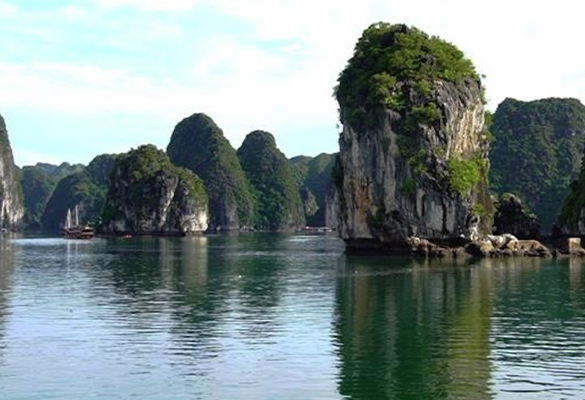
[334,256,492,400]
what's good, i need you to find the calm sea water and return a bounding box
[0,233,584,399]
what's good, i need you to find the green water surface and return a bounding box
[0,234,584,399]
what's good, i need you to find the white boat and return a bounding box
[61,205,94,239]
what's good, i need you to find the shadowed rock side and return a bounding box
[558,138,585,236]
[238,130,306,231]
[493,193,540,239]
[489,97,585,234]
[0,113,24,230]
[167,113,255,231]
[330,23,493,253]
[289,153,336,227]
[101,145,208,235]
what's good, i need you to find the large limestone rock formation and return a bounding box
[101,145,208,235]
[330,23,492,252]
[0,113,24,230]
[237,130,305,231]
[167,113,255,231]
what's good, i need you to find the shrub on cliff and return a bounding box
[238,131,305,231]
[490,97,585,233]
[167,113,255,230]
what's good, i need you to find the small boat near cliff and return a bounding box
[61,206,94,239]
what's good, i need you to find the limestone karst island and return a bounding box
[3,22,585,258]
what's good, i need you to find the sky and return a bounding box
[1,0,584,167]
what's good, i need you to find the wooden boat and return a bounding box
[61,206,94,239]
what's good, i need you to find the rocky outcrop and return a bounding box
[403,234,553,258]
[330,23,492,252]
[101,145,208,235]
[493,193,540,239]
[167,113,255,231]
[0,113,24,230]
[465,235,551,258]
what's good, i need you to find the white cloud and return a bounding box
[0,0,18,15]
[148,22,184,38]
[97,0,202,12]
[60,5,85,18]
[31,62,127,87]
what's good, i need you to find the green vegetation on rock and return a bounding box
[238,130,305,231]
[21,162,85,230]
[289,153,336,226]
[41,155,116,231]
[490,97,585,233]
[21,167,55,230]
[447,156,482,195]
[167,113,255,230]
[335,22,480,131]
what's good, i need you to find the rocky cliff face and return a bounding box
[0,113,24,230]
[101,145,208,235]
[331,23,492,251]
